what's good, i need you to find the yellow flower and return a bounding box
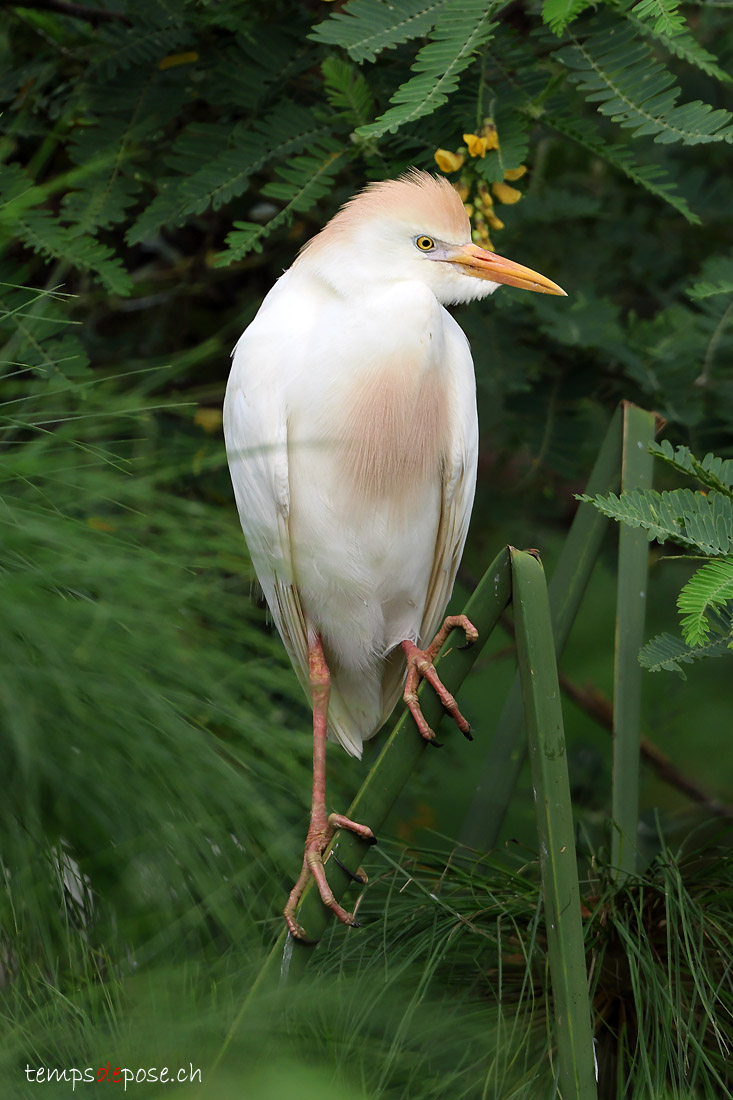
[453,181,470,202]
[434,148,465,173]
[484,127,499,151]
[463,133,488,158]
[476,181,493,206]
[504,165,527,181]
[159,51,199,70]
[492,181,522,205]
[487,211,505,231]
[463,203,474,218]
[472,226,493,250]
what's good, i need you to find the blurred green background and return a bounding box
[1,0,731,1096]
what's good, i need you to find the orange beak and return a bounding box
[445,242,566,296]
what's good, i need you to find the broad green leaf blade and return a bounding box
[511,548,598,1100]
[460,405,624,850]
[611,404,655,878]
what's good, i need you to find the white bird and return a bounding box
[224,170,565,937]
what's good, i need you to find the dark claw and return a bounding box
[364,834,378,846]
[458,639,475,650]
[349,919,362,929]
[427,739,444,749]
[288,929,320,947]
[462,727,474,742]
[332,853,367,884]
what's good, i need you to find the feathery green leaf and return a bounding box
[677,559,733,646]
[555,19,733,144]
[542,0,593,35]
[687,255,733,300]
[309,0,448,64]
[543,110,700,223]
[639,629,731,673]
[577,487,733,555]
[215,144,347,264]
[630,0,685,37]
[356,0,503,140]
[322,57,375,129]
[650,440,733,498]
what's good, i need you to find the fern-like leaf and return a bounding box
[16,210,132,296]
[309,0,448,64]
[129,105,333,243]
[542,0,593,35]
[215,144,346,265]
[620,3,731,84]
[356,0,503,141]
[578,487,733,555]
[630,0,685,37]
[677,559,733,646]
[543,110,699,223]
[322,57,375,129]
[554,18,733,145]
[639,630,730,674]
[687,255,733,300]
[650,441,733,498]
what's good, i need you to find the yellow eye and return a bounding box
[415,235,435,251]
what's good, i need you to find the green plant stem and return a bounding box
[460,404,624,850]
[611,403,655,878]
[511,547,597,1100]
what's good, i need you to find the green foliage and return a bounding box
[630,0,686,37]
[639,626,731,672]
[355,0,503,140]
[2,1,733,1096]
[542,0,593,36]
[687,255,733,299]
[578,486,733,555]
[585,442,733,673]
[309,0,450,63]
[677,559,733,645]
[554,19,733,145]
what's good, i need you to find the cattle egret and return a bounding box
[224,170,565,937]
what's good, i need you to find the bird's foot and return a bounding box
[284,812,374,940]
[401,614,478,744]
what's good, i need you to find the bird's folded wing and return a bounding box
[223,347,310,699]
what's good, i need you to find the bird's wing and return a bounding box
[223,322,311,704]
[375,316,478,732]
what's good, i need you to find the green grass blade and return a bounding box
[460,405,625,849]
[611,403,656,878]
[234,548,513,1012]
[511,547,598,1100]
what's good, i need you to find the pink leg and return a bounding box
[401,614,478,745]
[283,635,374,940]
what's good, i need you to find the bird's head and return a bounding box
[295,169,566,305]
